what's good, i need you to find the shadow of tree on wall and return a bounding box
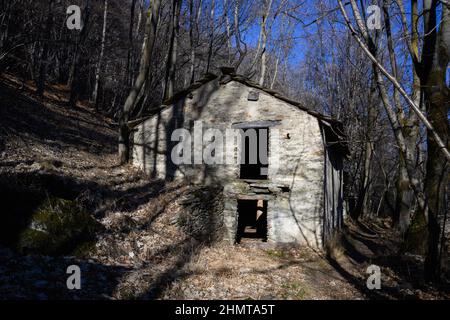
[283,119,345,251]
[286,139,322,249]
[164,98,186,181]
[121,80,268,298]
[140,77,346,253]
[134,77,249,185]
[0,75,252,299]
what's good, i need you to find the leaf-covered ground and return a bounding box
[1,75,449,300]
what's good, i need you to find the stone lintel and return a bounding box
[236,194,273,201]
[231,120,281,129]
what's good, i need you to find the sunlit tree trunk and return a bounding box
[270,55,279,89]
[189,0,202,84]
[119,0,161,164]
[258,0,272,86]
[233,0,246,70]
[224,0,232,65]
[126,0,137,88]
[383,1,418,234]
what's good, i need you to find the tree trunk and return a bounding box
[189,0,195,84]
[382,1,418,234]
[126,0,136,88]
[189,0,202,84]
[163,0,181,101]
[206,0,215,73]
[233,0,246,70]
[224,0,232,65]
[423,3,450,282]
[119,0,161,164]
[270,55,279,89]
[395,158,414,233]
[352,76,376,219]
[69,0,91,108]
[338,0,449,218]
[91,0,108,108]
[258,0,272,86]
[404,0,439,256]
[36,0,54,97]
[135,0,145,37]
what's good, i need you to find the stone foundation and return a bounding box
[178,185,225,244]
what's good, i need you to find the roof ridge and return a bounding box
[225,74,339,124]
[130,71,342,128]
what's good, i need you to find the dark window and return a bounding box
[240,128,269,180]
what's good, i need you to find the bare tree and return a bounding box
[224,0,233,65]
[206,0,215,73]
[91,0,108,108]
[119,0,162,164]
[69,0,91,108]
[258,0,273,86]
[337,0,450,280]
[421,0,450,281]
[36,0,54,97]
[233,0,247,70]
[189,0,202,83]
[163,0,182,100]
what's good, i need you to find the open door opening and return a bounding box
[235,199,268,243]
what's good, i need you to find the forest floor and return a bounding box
[1,74,449,300]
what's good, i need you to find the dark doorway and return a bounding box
[235,199,268,243]
[240,128,269,180]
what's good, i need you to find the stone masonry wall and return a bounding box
[132,79,325,248]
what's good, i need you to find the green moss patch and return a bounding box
[16,197,103,256]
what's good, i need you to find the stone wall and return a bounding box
[132,79,332,248]
[178,185,225,244]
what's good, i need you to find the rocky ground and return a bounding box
[0,74,449,300]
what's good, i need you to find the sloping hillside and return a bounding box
[0,75,448,300]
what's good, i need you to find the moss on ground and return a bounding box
[265,249,288,259]
[16,196,103,256]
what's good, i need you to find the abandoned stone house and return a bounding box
[131,67,347,248]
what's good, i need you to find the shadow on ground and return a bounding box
[327,219,450,299]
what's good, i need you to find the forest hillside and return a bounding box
[0,0,449,301]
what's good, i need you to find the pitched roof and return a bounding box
[129,67,348,154]
[217,68,339,125]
